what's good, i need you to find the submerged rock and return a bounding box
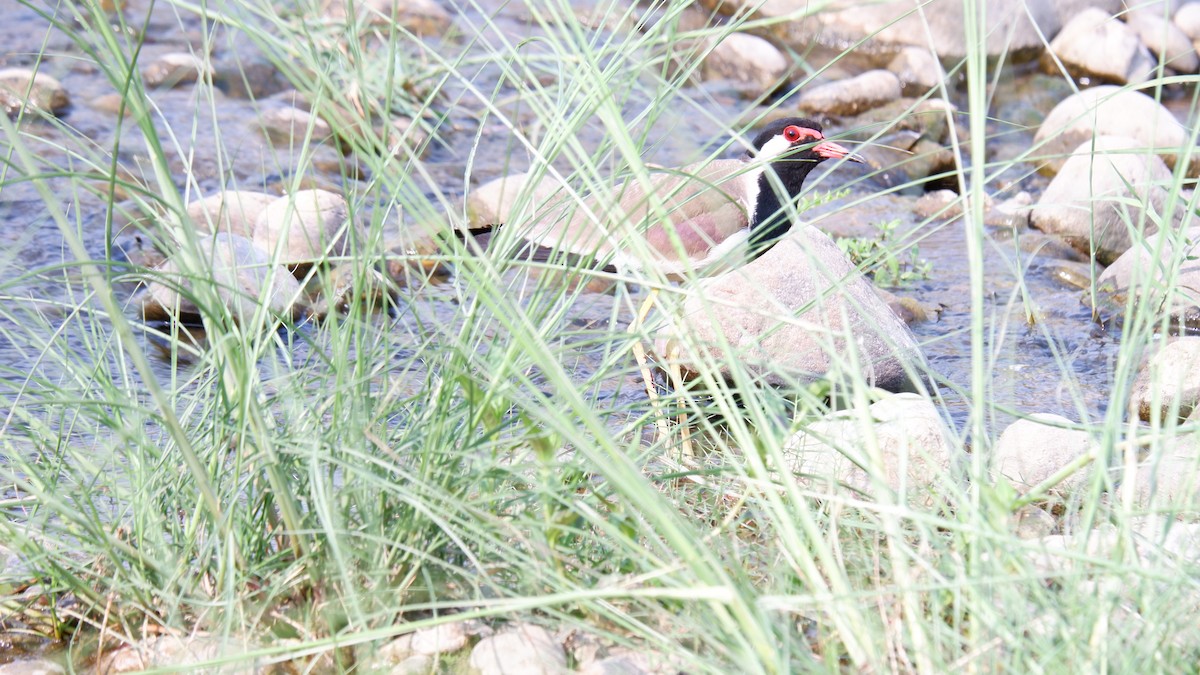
[783,393,957,500]
[469,624,567,675]
[1031,136,1177,263]
[252,189,356,269]
[1129,337,1200,424]
[1034,86,1195,176]
[142,52,211,88]
[993,413,1096,496]
[1044,8,1156,85]
[655,226,922,391]
[1094,225,1200,330]
[139,233,305,324]
[0,67,69,116]
[797,70,902,117]
[185,190,276,238]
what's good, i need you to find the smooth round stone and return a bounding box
[1094,225,1200,330]
[252,189,355,268]
[469,624,567,675]
[993,413,1095,495]
[260,106,333,144]
[0,661,65,675]
[887,46,945,95]
[140,233,305,323]
[1043,259,1094,289]
[797,70,902,117]
[466,171,566,230]
[1125,8,1199,73]
[1174,2,1200,41]
[1129,337,1200,424]
[1044,8,1156,85]
[700,32,790,94]
[185,190,276,238]
[142,52,211,88]
[1133,437,1200,515]
[0,67,69,115]
[329,0,452,34]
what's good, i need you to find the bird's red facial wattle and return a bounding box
[782,125,822,143]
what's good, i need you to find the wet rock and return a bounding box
[1043,259,1095,289]
[993,413,1095,496]
[0,661,65,675]
[0,67,69,116]
[797,70,901,117]
[1129,338,1200,424]
[783,393,957,499]
[466,171,566,230]
[1043,8,1156,85]
[96,635,263,673]
[468,624,567,675]
[1030,136,1176,264]
[139,233,305,323]
[875,287,938,325]
[887,46,946,96]
[1034,86,1195,177]
[1094,225,1200,330]
[260,106,333,145]
[1125,8,1199,73]
[185,190,276,238]
[914,189,995,220]
[1013,505,1057,539]
[252,189,355,268]
[331,0,452,34]
[998,229,1088,264]
[409,621,470,655]
[1175,3,1200,41]
[701,32,789,94]
[142,52,211,88]
[701,0,1062,61]
[655,226,921,391]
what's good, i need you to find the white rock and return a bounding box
[252,189,355,267]
[578,655,650,675]
[1125,7,1200,73]
[185,191,276,238]
[1030,135,1177,263]
[701,32,789,94]
[0,67,69,115]
[140,233,305,323]
[96,635,262,672]
[993,413,1096,495]
[783,393,957,500]
[260,106,333,144]
[1132,437,1200,514]
[797,70,902,117]
[1034,85,1196,176]
[466,171,566,230]
[1095,225,1200,331]
[390,654,432,675]
[1129,337,1200,423]
[1045,8,1156,85]
[468,624,567,675]
[0,661,65,675]
[142,52,211,88]
[887,47,946,95]
[655,226,921,391]
[1174,2,1200,41]
[410,621,469,655]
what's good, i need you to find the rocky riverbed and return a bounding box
[3,0,1200,670]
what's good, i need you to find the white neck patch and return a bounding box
[739,133,793,224]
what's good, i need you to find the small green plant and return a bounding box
[837,218,932,288]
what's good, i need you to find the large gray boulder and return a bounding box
[782,393,957,500]
[654,226,922,391]
[1030,136,1177,263]
[1094,225,1200,331]
[1044,8,1156,85]
[1034,86,1196,176]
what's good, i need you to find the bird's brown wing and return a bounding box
[523,159,755,271]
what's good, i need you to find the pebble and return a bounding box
[783,393,957,500]
[797,69,902,117]
[1042,259,1094,289]
[260,106,333,145]
[993,413,1095,496]
[1174,2,1200,41]
[1044,8,1156,85]
[0,67,69,116]
[0,661,65,675]
[466,171,567,230]
[142,52,211,88]
[1129,337,1200,424]
[330,0,453,34]
[1094,224,1200,331]
[1030,135,1176,264]
[701,32,789,94]
[468,624,567,675]
[887,46,945,95]
[252,189,355,269]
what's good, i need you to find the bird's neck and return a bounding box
[748,162,813,255]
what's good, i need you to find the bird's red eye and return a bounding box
[784,126,802,142]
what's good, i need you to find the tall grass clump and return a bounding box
[2,0,1200,671]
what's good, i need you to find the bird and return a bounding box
[509,117,864,279]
